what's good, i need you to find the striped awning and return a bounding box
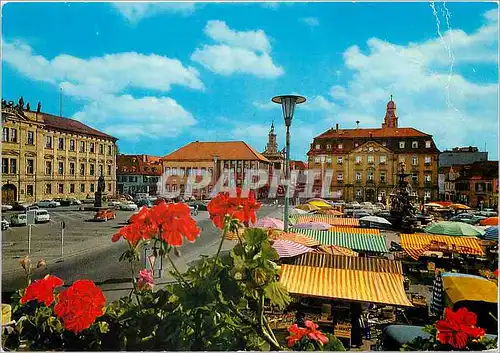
[272,239,313,258]
[272,231,320,247]
[292,252,402,272]
[316,245,359,257]
[292,215,360,227]
[293,228,388,253]
[280,253,412,306]
[400,233,485,260]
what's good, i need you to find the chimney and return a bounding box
[335,123,339,131]
[369,132,373,139]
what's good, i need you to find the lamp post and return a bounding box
[272,94,306,232]
[212,154,219,194]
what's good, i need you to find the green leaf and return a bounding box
[263,282,291,309]
[98,321,110,334]
[243,228,267,247]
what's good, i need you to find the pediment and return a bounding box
[351,141,392,155]
[44,154,54,159]
[25,151,37,157]
[56,155,66,160]
[3,150,20,156]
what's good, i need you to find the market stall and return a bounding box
[291,214,360,227]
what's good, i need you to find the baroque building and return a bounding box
[1,98,118,204]
[307,97,440,203]
[116,154,162,196]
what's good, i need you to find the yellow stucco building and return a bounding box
[1,98,118,204]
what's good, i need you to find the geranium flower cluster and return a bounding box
[286,320,329,348]
[207,188,261,229]
[20,275,105,334]
[137,269,154,291]
[436,307,486,349]
[112,201,200,247]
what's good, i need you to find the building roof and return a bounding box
[38,112,117,141]
[290,160,308,170]
[316,127,430,139]
[117,154,162,176]
[162,141,270,163]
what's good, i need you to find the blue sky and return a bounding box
[2,1,498,160]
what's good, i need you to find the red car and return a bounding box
[94,209,116,221]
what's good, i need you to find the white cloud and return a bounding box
[191,20,284,78]
[299,17,320,27]
[111,2,197,23]
[2,38,202,140]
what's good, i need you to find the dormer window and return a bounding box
[412,141,418,148]
[326,144,332,150]
[354,143,359,148]
[338,144,343,149]
[315,144,320,150]
[425,140,431,148]
[382,141,387,146]
[399,141,405,148]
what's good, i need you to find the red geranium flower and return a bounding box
[286,323,308,348]
[20,275,64,306]
[436,307,486,349]
[208,188,261,229]
[54,280,106,334]
[494,269,498,278]
[305,320,329,345]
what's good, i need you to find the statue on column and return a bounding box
[37,102,42,113]
[94,175,106,208]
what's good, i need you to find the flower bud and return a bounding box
[37,259,47,268]
[19,255,30,270]
[234,272,243,280]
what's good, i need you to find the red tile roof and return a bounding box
[290,161,308,170]
[117,154,162,176]
[162,141,270,163]
[317,127,430,139]
[38,111,117,141]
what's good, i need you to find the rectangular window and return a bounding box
[27,131,35,145]
[80,184,85,192]
[69,163,75,175]
[99,165,103,176]
[315,144,320,150]
[107,165,112,176]
[425,156,432,165]
[326,144,331,150]
[412,174,418,183]
[380,171,386,183]
[58,162,64,175]
[337,156,343,164]
[412,141,418,148]
[314,157,321,164]
[367,155,374,164]
[10,128,17,143]
[108,184,111,192]
[26,185,34,196]
[2,158,8,174]
[412,156,418,166]
[425,175,432,183]
[9,159,17,174]
[108,146,112,155]
[27,159,34,174]
[90,142,95,153]
[80,163,85,176]
[90,164,95,176]
[326,157,332,164]
[58,137,64,150]
[99,144,104,154]
[355,156,362,164]
[356,172,362,181]
[45,161,52,175]
[129,176,134,182]
[90,184,95,192]
[367,171,374,181]
[356,189,362,197]
[79,141,85,152]
[2,127,9,142]
[380,155,387,164]
[338,144,343,150]
[46,184,52,194]
[69,140,75,151]
[45,136,52,148]
[70,184,75,193]
[337,173,343,181]
[58,184,64,194]
[425,140,431,148]
[399,141,405,148]
[424,190,432,198]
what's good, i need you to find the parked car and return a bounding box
[108,200,122,207]
[118,201,139,211]
[1,204,13,212]
[26,205,40,212]
[82,198,95,204]
[94,209,116,222]
[1,218,9,231]
[10,213,27,226]
[34,209,50,223]
[11,202,33,211]
[37,199,61,208]
[136,199,152,208]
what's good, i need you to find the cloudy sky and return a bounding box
[2,1,498,160]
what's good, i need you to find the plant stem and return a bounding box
[166,251,190,287]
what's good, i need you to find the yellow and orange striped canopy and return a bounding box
[400,233,484,260]
[293,215,360,227]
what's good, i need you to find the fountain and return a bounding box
[389,162,418,232]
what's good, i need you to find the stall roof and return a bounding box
[293,228,388,253]
[292,215,359,227]
[442,274,498,306]
[280,253,412,306]
[400,233,484,260]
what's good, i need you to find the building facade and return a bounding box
[439,146,488,167]
[454,161,498,208]
[307,97,440,203]
[160,141,270,199]
[116,154,162,196]
[1,98,118,204]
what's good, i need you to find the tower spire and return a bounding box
[382,95,398,128]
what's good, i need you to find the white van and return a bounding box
[35,210,50,223]
[10,213,27,226]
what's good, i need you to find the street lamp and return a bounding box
[272,94,306,232]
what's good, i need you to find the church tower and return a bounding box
[262,121,284,172]
[264,121,278,154]
[381,95,399,129]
